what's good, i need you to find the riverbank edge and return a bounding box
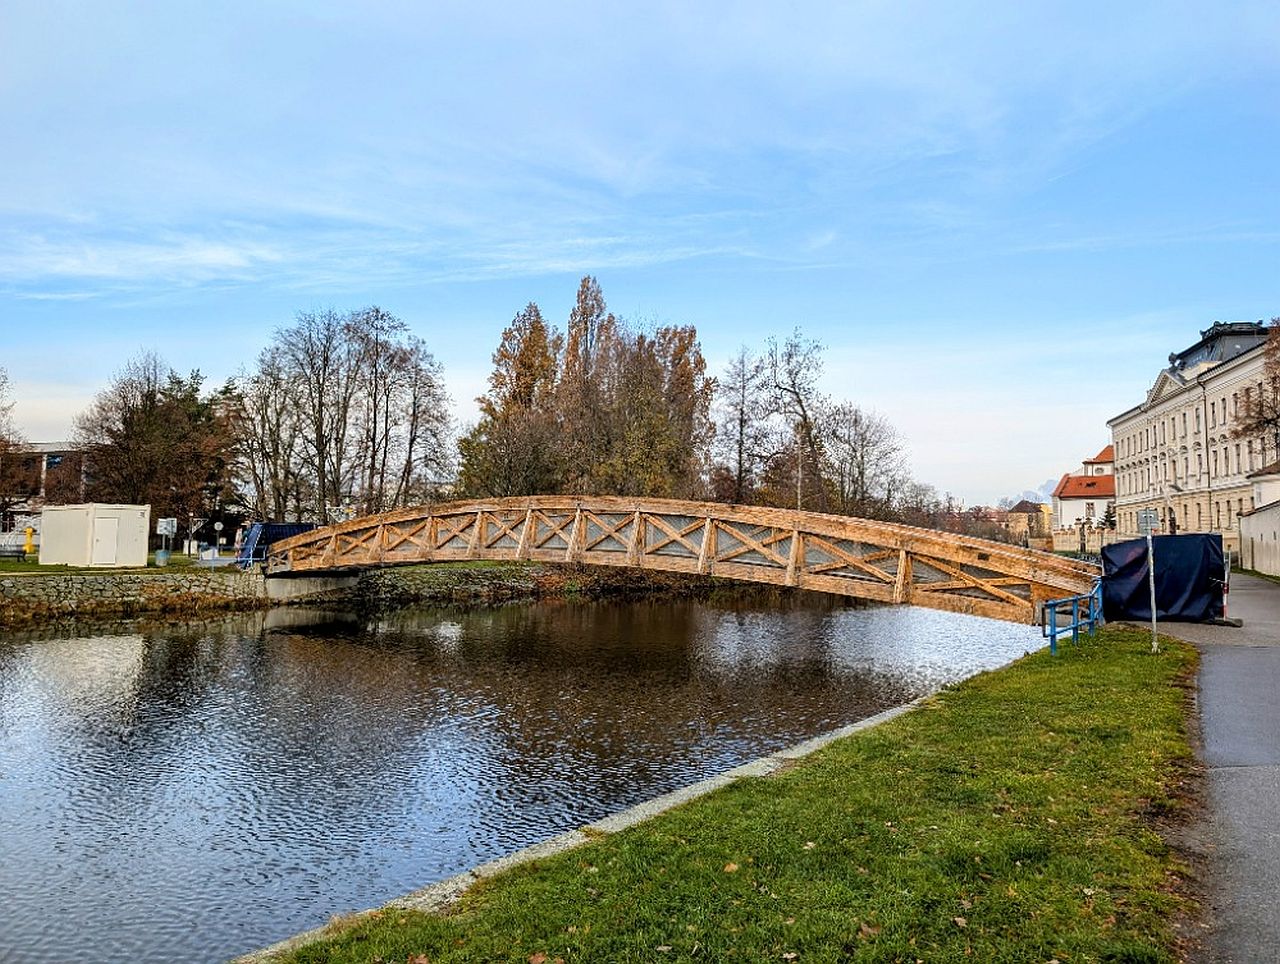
[234,697,931,963]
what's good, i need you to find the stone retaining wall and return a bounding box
[0,570,269,623]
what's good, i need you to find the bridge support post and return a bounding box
[697,518,716,574]
[566,509,584,563]
[785,530,802,586]
[628,511,643,567]
[893,549,912,604]
[516,509,533,560]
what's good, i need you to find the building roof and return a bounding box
[1246,460,1280,480]
[1107,320,1272,426]
[1169,320,1269,372]
[1008,499,1043,514]
[1053,473,1116,500]
[1084,444,1114,464]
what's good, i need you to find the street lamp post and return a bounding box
[1161,481,1183,535]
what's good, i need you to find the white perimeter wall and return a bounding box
[1240,502,1280,577]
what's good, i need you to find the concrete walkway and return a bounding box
[1155,572,1280,963]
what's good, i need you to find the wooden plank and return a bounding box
[892,549,911,604]
[785,530,801,586]
[627,511,643,566]
[697,517,716,574]
[516,509,533,560]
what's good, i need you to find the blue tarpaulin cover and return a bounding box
[236,522,317,569]
[1101,533,1224,623]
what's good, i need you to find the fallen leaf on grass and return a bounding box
[953,916,967,928]
[408,956,430,964]
[802,841,816,850]
[858,921,882,939]
[724,862,740,873]
[782,954,798,961]
[528,954,547,964]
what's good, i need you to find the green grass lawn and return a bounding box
[277,625,1198,963]
[0,552,201,573]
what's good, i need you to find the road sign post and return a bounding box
[1137,510,1160,653]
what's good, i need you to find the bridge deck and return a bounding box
[267,496,1100,625]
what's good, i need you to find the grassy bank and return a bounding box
[276,626,1198,963]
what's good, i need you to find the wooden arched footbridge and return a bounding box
[266,496,1100,625]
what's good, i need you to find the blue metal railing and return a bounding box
[1040,578,1103,655]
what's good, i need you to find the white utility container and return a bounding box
[39,504,151,568]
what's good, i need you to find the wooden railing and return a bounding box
[267,496,1101,625]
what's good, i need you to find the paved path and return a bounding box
[1156,572,1280,963]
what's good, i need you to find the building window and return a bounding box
[1182,412,1188,435]
[1213,451,1219,476]
[1084,502,1095,519]
[1236,443,1242,474]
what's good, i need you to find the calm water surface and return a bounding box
[0,598,1041,962]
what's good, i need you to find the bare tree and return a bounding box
[712,346,771,504]
[819,401,906,519]
[766,330,828,510]
[1233,318,1280,465]
[236,346,307,520]
[238,308,450,520]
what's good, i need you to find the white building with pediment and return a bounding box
[1108,320,1273,552]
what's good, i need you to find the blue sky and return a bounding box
[3,1,1278,504]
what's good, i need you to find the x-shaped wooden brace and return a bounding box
[801,534,896,583]
[910,555,1029,607]
[481,512,525,550]
[384,519,434,553]
[434,513,476,549]
[335,526,380,561]
[645,515,704,556]
[715,521,790,569]
[528,511,576,550]
[582,512,634,552]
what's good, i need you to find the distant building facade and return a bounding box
[1108,321,1272,552]
[1051,445,1116,530]
[0,441,86,531]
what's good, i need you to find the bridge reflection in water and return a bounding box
[269,496,1100,624]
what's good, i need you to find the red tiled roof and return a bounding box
[1246,460,1280,479]
[1084,444,1114,464]
[1053,473,1116,499]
